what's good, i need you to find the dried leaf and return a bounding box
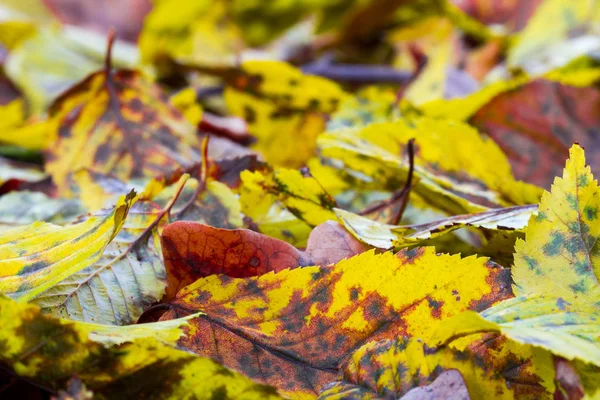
[160,248,511,396]
[44,64,201,192]
[160,220,367,300]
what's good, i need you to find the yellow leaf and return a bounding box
[225,60,345,168]
[163,248,511,396]
[44,67,201,193]
[0,191,136,303]
[0,296,281,399]
[437,144,600,367]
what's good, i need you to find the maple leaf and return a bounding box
[0,296,281,399]
[44,37,201,192]
[158,248,510,396]
[160,220,368,300]
[437,144,600,367]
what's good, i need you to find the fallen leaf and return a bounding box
[160,248,511,397]
[436,144,600,366]
[44,42,201,192]
[0,190,136,303]
[0,295,281,399]
[160,220,367,301]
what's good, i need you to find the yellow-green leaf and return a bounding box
[0,295,281,399]
[437,144,600,367]
[0,191,136,304]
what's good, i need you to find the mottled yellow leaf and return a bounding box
[0,296,281,399]
[437,144,600,367]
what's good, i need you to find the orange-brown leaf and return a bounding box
[160,220,368,300]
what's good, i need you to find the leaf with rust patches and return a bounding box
[0,296,281,399]
[0,190,136,304]
[225,60,345,168]
[317,117,542,218]
[160,220,368,301]
[335,205,535,259]
[44,52,201,193]
[470,78,600,188]
[437,144,600,368]
[159,248,511,397]
[319,335,555,400]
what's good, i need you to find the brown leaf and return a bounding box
[470,79,600,187]
[554,357,584,400]
[160,220,368,300]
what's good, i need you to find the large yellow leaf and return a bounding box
[317,117,542,216]
[0,296,281,399]
[161,248,511,397]
[437,144,600,367]
[0,191,136,304]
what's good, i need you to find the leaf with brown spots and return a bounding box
[318,335,555,399]
[0,295,282,399]
[159,248,512,397]
[437,144,600,368]
[160,220,368,301]
[44,37,201,193]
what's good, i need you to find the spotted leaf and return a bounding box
[44,63,201,193]
[160,248,511,397]
[0,296,281,399]
[437,144,600,367]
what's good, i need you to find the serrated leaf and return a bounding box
[0,190,136,303]
[335,204,536,251]
[318,336,554,399]
[437,144,600,366]
[0,296,281,399]
[160,248,511,397]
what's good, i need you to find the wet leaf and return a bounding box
[160,248,511,396]
[437,144,600,366]
[160,220,367,300]
[0,295,281,399]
